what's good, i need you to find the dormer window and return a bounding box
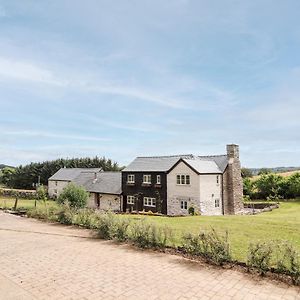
[143,174,151,184]
[127,174,135,183]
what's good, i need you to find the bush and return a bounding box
[276,242,300,284]
[247,242,273,275]
[97,212,116,239]
[57,203,74,225]
[72,209,99,229]
[188,206,195,215]
[36,185,48,202]
[182,229,231,265]
[57,183,88,209]
[112,218,130,242]
[129,219,172,249]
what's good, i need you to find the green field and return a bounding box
[0,197,57,210]
[1,197,299,262]
[125,201,300,262]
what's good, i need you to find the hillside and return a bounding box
[249,167,300,176]
[0,164,14,170]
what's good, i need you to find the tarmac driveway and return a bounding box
[0,211,299,300]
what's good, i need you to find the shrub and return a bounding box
[72,209,99,228]
[247,242,273,275]
[182,229,231,265]
[97,212,116,239]
[113,218,130,242]
[57,183,88,209]
[188,206,195,215]
[129,219,172,249]
[57,203,74,225]
[36,185,48,202]
[275,242,300,284]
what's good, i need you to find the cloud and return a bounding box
[2,129,110,142]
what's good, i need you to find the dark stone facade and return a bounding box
[121,172,167,214]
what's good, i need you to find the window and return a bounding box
[180,200,188,210]
[215,199,220,208]
[127,195,135,205]
[54,189,57,194]
[143,197,156,207]
[143,174,151,184]
[127,174,135,183]
[55,181,58,186]
[156,175,161,184]
[176,174,190,185]
[216,175,219,184]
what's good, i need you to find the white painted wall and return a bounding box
[48,180,70,198]
[199,175,223,215]
[167,161,200,215]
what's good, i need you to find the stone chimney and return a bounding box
[223,144,244,214]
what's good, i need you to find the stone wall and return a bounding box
[88,193,122,212]
[48,180,70,198]
[223,145,244,214]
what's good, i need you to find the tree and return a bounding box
[286,173,300,198]
[258,168,271,176]
[57,183,89,209]
[243,178,255,198]
[0,167,15,187]
[254,173,284,199]
[241,168,253,178]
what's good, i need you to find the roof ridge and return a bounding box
[137,154,193,159]
[198,154,227,158]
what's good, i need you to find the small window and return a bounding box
[143,197,156,207]
[177,174,190,185]
[54,189,57,194]
[55,181,58,186]
[127,174,135,183]
[216,175,219,184]
[156,175,161,184]
[127,195,135,204]
[143,174,151,184]
[180,200,188,210]
[215,199,220,208]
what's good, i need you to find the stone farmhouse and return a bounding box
[48,144,243,216]
[122,144,243,216]
[48,168,122,211]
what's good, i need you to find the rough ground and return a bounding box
[0,211,299,300]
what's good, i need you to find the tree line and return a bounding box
[0,157,122,189]
[243,170,300,200]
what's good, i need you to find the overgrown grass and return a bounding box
[122,201,300,262]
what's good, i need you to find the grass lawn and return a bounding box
[0,197,58,210]
[125,201,300,262]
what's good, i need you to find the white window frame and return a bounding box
[176,174,191,185]
[127,195,135,205]
[156,175,161,184]
[143,197,156,207]
[215,199,220,208]
[180,200,188,210]
[143,174,151,184]
[127,174,135,183]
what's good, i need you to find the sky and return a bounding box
[0,0,300,168]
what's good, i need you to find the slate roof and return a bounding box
[48,168,102,181]
[123,154,228,174]
[85,172,122,195]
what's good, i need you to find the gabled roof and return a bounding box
[48,168,102,181]
[85,172,122,195]
[123,154,228,174]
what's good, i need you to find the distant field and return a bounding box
[252,169,300,180]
